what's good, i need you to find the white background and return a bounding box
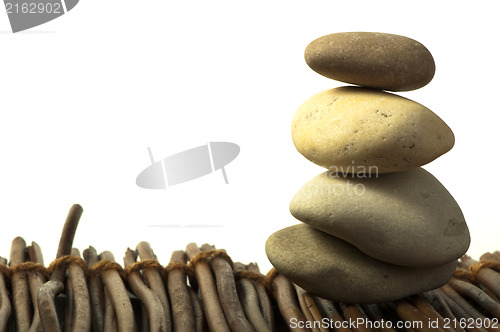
[0,0,499,273]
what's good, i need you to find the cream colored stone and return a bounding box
[291,86,454,173]
[289,167,470,267]
[266,224,457,304]
[304,32,435,91]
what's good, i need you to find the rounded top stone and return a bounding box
[305,32,435,91]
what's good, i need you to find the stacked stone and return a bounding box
[266,32,471,304]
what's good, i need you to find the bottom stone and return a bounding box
[265,224,457,304]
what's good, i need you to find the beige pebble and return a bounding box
[305,32,435,91]
[291,86,454,174]
[265,224,458,304]
[289,167,470,267]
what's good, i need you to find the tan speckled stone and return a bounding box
[291,86,454,174]
[289,167,470,267]
[305,32,435,91]
[265,224,457,304]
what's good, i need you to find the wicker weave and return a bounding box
[1,205,499,332]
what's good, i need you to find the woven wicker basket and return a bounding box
[1,205,499,332]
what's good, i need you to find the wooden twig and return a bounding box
[340,304,375,332]
[461,255,500,300]
[293,285,317,331]
[65,255,75,332]
[140,304,149,332]
[124,248,167,332]
[27,242,45,332]
[166,250,197,332]
[65,248,81,332]
[234,262,272,332]
[9,236,31,331]
[38,280,64,332]
[246,263,275,330]
[305,295,329,332]
[185,243,230,332]
[448,277,500,319]
[0,257,11,332]
[271,273,310,332]
[316,298,351,332]
[136,241,172,331]
[380,302,416,332]
[294,285,329,332]
[361,304,397,332]
[422,289,464,332]
[481,253,500,263]
[65,249,91,332]
[56,204,84,259]
[477,253,500,301]
[99,250,136,332]
[83,246,104,332]
[37,204,85,332]
[51,204,84,283]
[394,299,443,332]
[199,244,255,332]
[189,287,206,332]
[103,287,118,332]
[410,294,452,332]
[441,284,488,320]
[438,287,487,332]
